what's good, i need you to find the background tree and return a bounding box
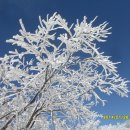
[98,120,130,130]
[77,120,130,130]
[0,13,129,130]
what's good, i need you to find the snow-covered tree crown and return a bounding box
[77,120,130,130]
[0,13,129,130]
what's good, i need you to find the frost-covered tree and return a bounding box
[77,120,130,130]
[98,120,130,130]
[0,13,129,130]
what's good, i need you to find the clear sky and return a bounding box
[0,0,130,125]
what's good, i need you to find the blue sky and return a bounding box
[0,0,130,125]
